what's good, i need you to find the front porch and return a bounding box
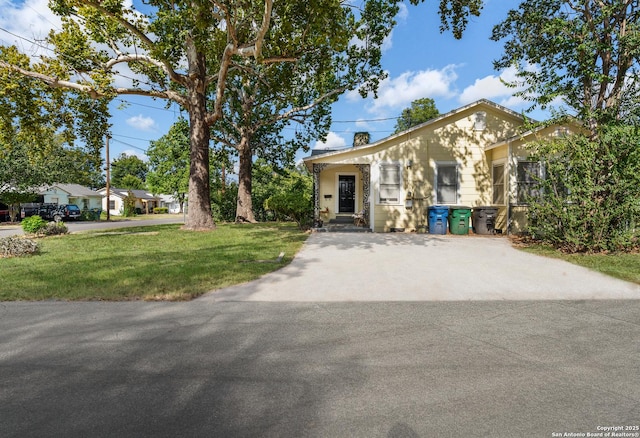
[312,163,371,231]
[314,213,372,233]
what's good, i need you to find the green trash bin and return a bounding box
[448,206,472,235]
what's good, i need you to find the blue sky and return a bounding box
[0,0,547,167]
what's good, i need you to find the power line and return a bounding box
[109,137,147,153]
[332,116,398,123]
[111,133,155,142]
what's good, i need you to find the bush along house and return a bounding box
[303,99,577,234]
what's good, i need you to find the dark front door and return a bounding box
[338,175,356,213]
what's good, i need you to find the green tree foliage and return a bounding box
[251,159,281,222]
[211,181,238,223]
[110,153,147,189]
[1,1,481,231]
[492,1,640,250]
[0,140,63,221]
[526,125,640,252]
[119,174,145,190]
[393,97,440,133]
[264,167,314,230]
[0,46,109,189]
[492,0,640,131]
[146,118,190,213]
[122,191,137,217]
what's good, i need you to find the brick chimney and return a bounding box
[353,132,370,147]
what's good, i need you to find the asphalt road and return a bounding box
[0,216,185,238]
[1,300,639,437]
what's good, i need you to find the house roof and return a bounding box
[54,183,101,197]
[38,183,102,197]
[304,99,532,163]
[98,188,158,200]
[485,118,584,151]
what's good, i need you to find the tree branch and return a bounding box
[105,54,167,72]
[80,0,185,86]
[114,87,188,107]
[0,61,101,98]
[256,86,347,129]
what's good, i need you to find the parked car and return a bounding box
[37,204,82,222]
[0,202,10,222]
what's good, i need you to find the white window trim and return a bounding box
[515,159,543,205]
[334,172,359,213]
[434,161,460,205]
[492,159,507,206]
[375,161,403,206]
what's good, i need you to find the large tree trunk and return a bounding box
[235,136,257,223]
[184,48,215,230]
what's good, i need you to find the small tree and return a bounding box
[146,118,190,213]
[393,98,440,133]
[122,191,137,217]
[526,125,640,252]
[264,168,313,229]
[111,154,148,188]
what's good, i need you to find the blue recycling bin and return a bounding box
[428,205,449,234]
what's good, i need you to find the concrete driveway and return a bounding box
[209,233,640,302]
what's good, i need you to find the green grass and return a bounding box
[0,223,308,301]
[519,244,640,285]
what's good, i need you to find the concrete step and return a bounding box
[314,223,371,233]
[328,215,354,224]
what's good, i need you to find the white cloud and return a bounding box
[126,114,157,131]
[459,66,531,107]
[355,119,371,130]
[121,149,148,161]
[312,132,348,150]
[0,0,61,55]
[352,65,459,115]
[396,3,409,21]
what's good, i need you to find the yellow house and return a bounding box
[303,99,576,234]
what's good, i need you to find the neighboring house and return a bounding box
[158,194,184,214]
[97,188,160,216]
[39,184,103,211]
[303,99,577,233]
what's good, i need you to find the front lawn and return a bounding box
[0,223,308,301]
[518,244,640,285]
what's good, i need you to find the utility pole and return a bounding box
[105,134,111,221]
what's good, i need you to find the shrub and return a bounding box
[154,207,168,214]
[21,215,47,234]
[527,125,640,252]
[41,221,69,236]
[123,191,137,217]
[0,236,39,258]
[264,170,313,229]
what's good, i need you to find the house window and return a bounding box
[109,200,116,210]
[82,199,89,209]
[492,163,505,205]
[517,161,542,204]
[436,162,458,204]
[474,111,486,131]
[379,163,401,204]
